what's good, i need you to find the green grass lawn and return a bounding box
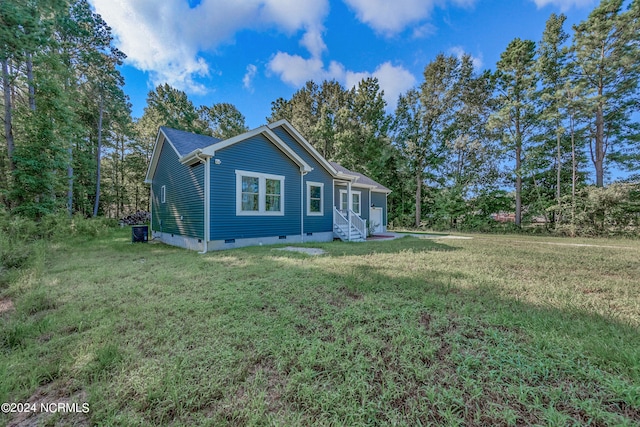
[1,230,639,426]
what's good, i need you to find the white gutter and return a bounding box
[301,170,304,243]
[300,168,309,243]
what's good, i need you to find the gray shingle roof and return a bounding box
[329,162,391,192]
[160,127,221,157]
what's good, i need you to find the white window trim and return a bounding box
[339,189,361,215]
[306,181,324,216]
[160,185,166,204]
[235,170,285,216]
[339,189,348,211]
[352,190,362,215]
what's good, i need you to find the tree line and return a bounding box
[1,0,639,236]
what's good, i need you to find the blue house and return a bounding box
[144,119,390,252]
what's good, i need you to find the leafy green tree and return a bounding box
[0,0,65,201]
[266,97,293,123]
[56,0,129,217]
[394,54,462,226]
[489,38,539,226]
[443,59,498,199]
[199,102,248,139]
[537,13,570,221]
[311,80,349,160]
[144,84,207,134]
[336,78,391,181]
[266,80,351,160]
[10,51,75,218]
[572,0,640,186]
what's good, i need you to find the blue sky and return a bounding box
[89,0,598,128]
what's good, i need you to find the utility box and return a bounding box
[132,225,148,243]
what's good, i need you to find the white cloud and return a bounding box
[268,54,416,111]
[343,0,476,35]
[243,64,258,92]
[89,0,329,93]
[531,0,595,11]
[268,53,327,87]
[300,26,327,58]
[412,23,437,39]
[448,46,484,71]
[368,62,418,110]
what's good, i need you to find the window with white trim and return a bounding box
[340,190,348,211]
[307,182,324,215]
[160,185,166,203]
[236,170,285,216]
[352,191,361,215]
[339,189,361,214]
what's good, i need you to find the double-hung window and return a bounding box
[236,170,285,216]
[351,191,361,215]
[307,182,324,216]
[340,191,348,211]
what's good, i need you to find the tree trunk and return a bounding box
[93,96,104,217]
[570,112,576,238]
[2,59,15,172]
[555,128,561,225]
[415,171,422,227]
[515,124,522,227]
[26,53,35,111]
[67,146,73,216]
[593,104,605,187]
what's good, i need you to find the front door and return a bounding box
[369,207,383,233]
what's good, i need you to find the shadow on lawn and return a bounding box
[9,230,634,427]
[206,243,640,425]
[316,235,459,257]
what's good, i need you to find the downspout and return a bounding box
[385,192,388,231]
[149,186,153,238]
[301,169,304,243]
[347,180,352,241]
[369,188,372,236]
[300,169,309,243]
[198,155,210,254]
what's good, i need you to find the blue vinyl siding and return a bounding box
[270,126,333,233]
[151,141,204,238]
[359,190,370,222]
[371,192,387,226]
[210,134,302,240]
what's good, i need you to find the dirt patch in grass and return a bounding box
[7,381,89,427]
[0,297,14,315]
[339,286,363,301]
[275,246,326,256]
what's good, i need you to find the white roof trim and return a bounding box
[267,119,341,177]
[144,128,181,184]
[179,149,212,166]
[200,126,312,173]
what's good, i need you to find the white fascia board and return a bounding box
[336,181,391,193]
[372,188,392,194]
[201,126,268,155]
[145,129,180,183]
[179,149,212,166]
[201,126,312,172]
[335,172,358,182]
[268,119,339,176]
